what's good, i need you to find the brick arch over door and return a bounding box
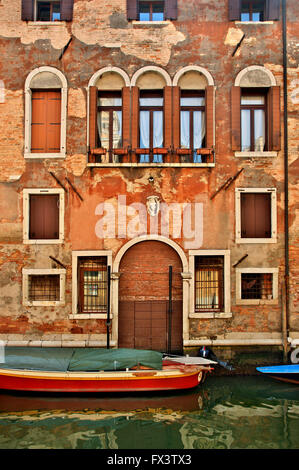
[118,240,183,353]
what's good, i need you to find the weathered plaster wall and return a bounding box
[0,0,298,346]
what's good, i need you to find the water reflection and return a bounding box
[0,377,298,449]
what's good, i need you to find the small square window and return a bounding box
[236,268,278,305]
[23,269,65,306]
[241,0,265,22]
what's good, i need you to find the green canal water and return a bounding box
[0,376,298,450]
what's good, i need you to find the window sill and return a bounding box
[235,21,274,25]
[132,20,171,26]
[87,162,215,168]
[189,312,232,319]
[27,21,66,26]
[23,239,64,245]
[24,301,65,307]
[25,153,66,159]
[236,237,277,244]
[235,151,277,158]
[69,314,111,320]
[236,299,278,306]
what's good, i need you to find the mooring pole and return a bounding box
[106,265,111,349]
[168,266,173,354]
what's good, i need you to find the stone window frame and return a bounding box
[236,267,279,305]
[234,65,278,158]
[71,250,113,319]
[24,66,68,159]
[235,187,277,244]
[23,188,65,245]
[22,268,66,307]
[188,250,231,319]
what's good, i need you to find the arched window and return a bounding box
[173,66,215,163]
[88,68,130,164]
[232,66,280,155]
[24,67,67,159]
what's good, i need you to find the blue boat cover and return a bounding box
[0,347,163,372]
[256,365,299,374]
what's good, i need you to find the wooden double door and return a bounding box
[118,241,183,354]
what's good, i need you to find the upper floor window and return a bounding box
[241,0,265,21]
[21,0,74,22]
[139,1,165,21]
[97,91,122,161]
[127,0,177,21]
[228,0,280,22]
[139,90,164,163]
[180,90,206,162]
[36,1,61,21]
[241,90,266,152]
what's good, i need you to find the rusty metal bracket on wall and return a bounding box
[210,168,244,200]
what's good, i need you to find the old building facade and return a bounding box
[0,0,298,362]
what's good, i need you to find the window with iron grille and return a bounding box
[78,257,107,313]
[241,273,273,299]
[195,256,224,311]
[28,274,60,301]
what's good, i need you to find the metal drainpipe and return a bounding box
[282,0,290,362]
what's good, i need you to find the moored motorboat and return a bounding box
[256,364,299,385]
[0,347,214,393]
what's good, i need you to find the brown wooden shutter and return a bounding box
[60,0,74,21]
[205,86,215,149]
[231,86,241,151]
[172,86,180,150]
[31,90,61,153]
[241,193,271,238]
[265,0,280,21]
[89,86,98,151]
[122,87,131,149]
[164,86,172,149]
[269,86,281,151]
[131,86,139,151]
[22,0,34,21]
[127,0,138,20]
[228,0,240,21]
[29,195,59,240]
[165,0,178,20]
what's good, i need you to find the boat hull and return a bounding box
[0,367,207,393]
[256,365,299,385]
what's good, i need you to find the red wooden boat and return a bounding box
[0,347,213,393]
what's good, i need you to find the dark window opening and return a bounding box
[78,257,108,313]
[241,192,272,238]
[29,194,60,240]
[180,90,206,162]
[29,274,60,301]
[241,0,265,22]
[37,1,61,21]
[139,1,165,21]
[241,273,273,299]
[97,91,122,161]
[139,89,164,163]
[195,256,224,312]
[241,89,267,152]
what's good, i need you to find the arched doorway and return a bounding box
[118,240,183,353]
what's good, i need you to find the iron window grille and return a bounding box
[241,273,273,299]
[29,274,60,301]
[195,256,224,312]
[78,257,108,313]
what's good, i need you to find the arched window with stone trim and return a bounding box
[88,68,130,164]
[231,66,281,155]
[24,67,67,159]
[173,66,215,164]
[131,66,172,164]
